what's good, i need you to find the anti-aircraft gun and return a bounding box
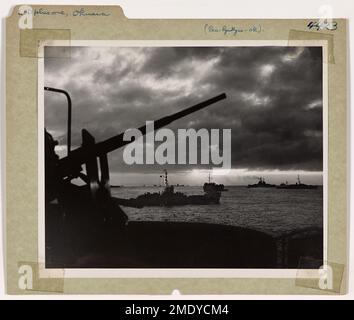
[44,89,282,269]
[45,89,227,246]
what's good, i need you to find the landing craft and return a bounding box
[129,170,221,207]
[203,171,228,192]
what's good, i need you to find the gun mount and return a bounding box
[44,87,320,270]
[45,91,226,206]
[44,88,281,269]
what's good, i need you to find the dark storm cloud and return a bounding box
[44,45,323,172]
[140,47,221,78]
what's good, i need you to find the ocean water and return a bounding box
[112,186,323,237]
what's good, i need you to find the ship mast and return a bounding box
[164,169,169,187]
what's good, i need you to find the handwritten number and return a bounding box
[307,20,337,31]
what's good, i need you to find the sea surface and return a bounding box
[112,186,323,237]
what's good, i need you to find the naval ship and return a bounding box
[277,175,318,190]
[203,172,228,192]
[247,177,276,188]
[130,170,221,207]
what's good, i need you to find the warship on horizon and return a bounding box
[247,177,276,188]
[276,175,318,190]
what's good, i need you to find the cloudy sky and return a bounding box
[44,45,323,186]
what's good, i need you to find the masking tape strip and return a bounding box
[295,258,345,294]
[20,29,71,58]
[288,29,335,64]
[17,261,64,293]
[290,29,337,293]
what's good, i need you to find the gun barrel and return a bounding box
[58,93,226,177]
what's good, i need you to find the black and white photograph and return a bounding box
[43,44,324,270]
